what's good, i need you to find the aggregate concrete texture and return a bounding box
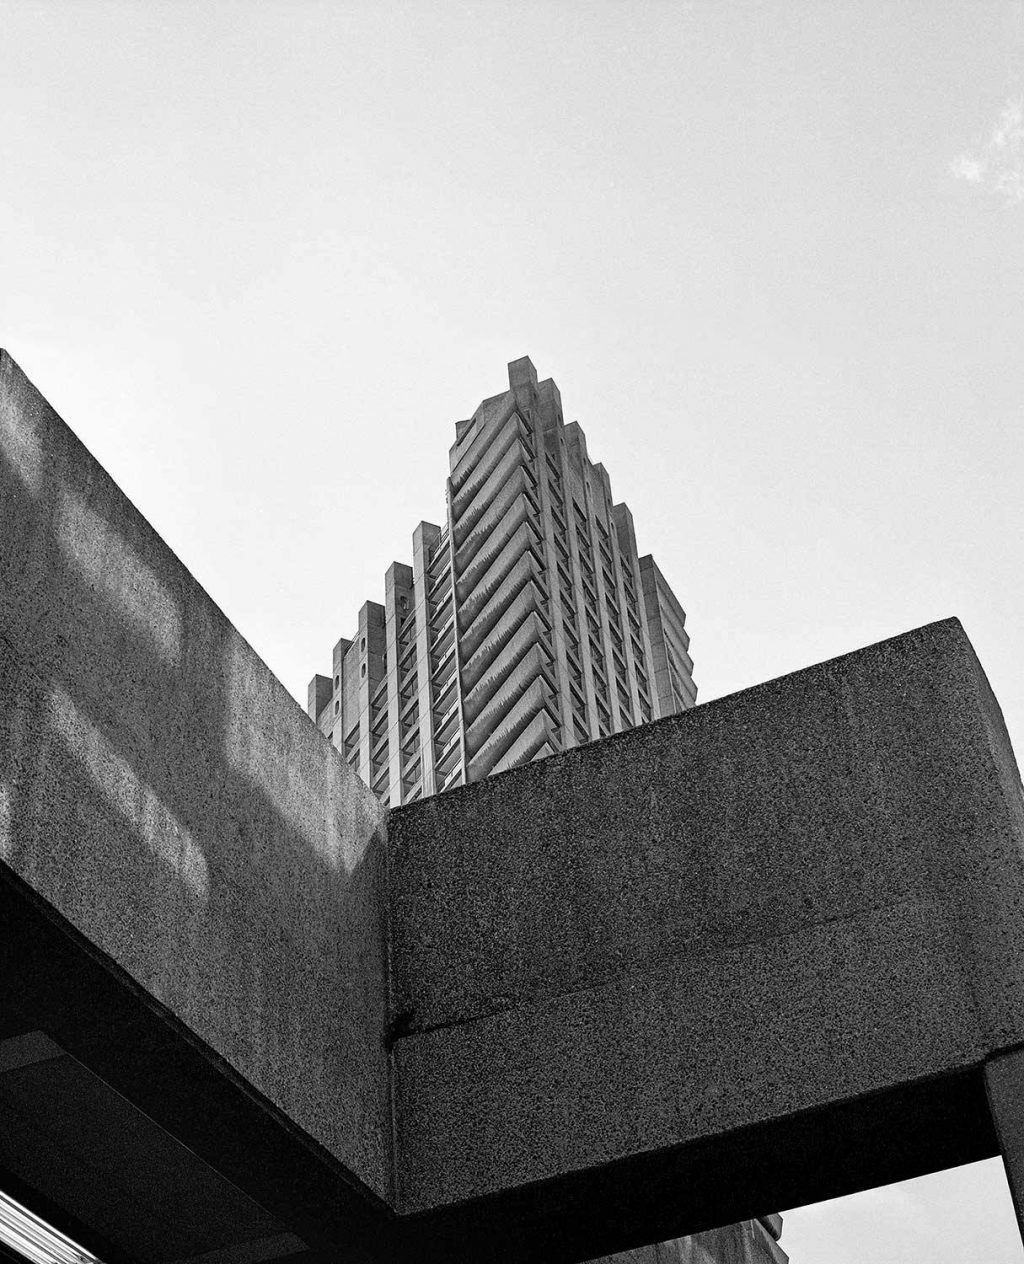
[387,614,1024,1212]
[0,350,392,1199]
[986,1049,1024,1241]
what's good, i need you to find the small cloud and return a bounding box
[950,97,1024,205]
[949,154,985,183]
[992,97,1023,148]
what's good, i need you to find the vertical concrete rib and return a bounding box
[412,522,441,801]
[640,554,697,718]
[449,368,556,782]
[383,563,413,807]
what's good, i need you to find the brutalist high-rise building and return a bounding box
[307,356,696,804]
[307,357,785,1264]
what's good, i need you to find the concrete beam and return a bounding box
[986,1051,1024,1242]
[383,614,1024,1253]
[0,350,394,1261]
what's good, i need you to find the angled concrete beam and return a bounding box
[385,613,1024,1255]
[0,351,394,1261]
[4,349,1024,1263]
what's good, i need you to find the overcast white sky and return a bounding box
[3,1,1024,1259]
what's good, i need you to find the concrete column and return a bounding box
[608,505,640,722]
[534,420,573,750]
[412,522,442,799]
[384,563,412,808]
[985,1049,1024,1248]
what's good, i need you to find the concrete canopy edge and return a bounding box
[0,349,393,1219]
[386,614,1024,1215]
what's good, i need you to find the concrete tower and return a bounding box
[306,357,783,1264]
[306,359,781,1264]
[308,356,697,807]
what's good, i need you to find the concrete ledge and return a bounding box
[0,349,391,1209]
[387,617,1024,1215]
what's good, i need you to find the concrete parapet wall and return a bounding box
[0,350,391,1198]
[387,616,1024,1211]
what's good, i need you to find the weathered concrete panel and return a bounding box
[0,350,391,1198]
[387,618,1024,1211]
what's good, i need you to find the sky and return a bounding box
[2,1,1024,1259]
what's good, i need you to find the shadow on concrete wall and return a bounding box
[0,351,392,1218]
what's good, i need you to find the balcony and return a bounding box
[431,639,456,680]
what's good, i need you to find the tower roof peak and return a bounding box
[507,356,537,391]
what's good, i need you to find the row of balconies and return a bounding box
[543,477,662,735]
[426,520,449,566]
[424,547,455,795]
[458,551,542,665]
[456,516,542,625]
[467,675,556,780]
[454,472,529,581]
[449,402,521,496]
[465,644,554,757]
[453,436,524,544]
